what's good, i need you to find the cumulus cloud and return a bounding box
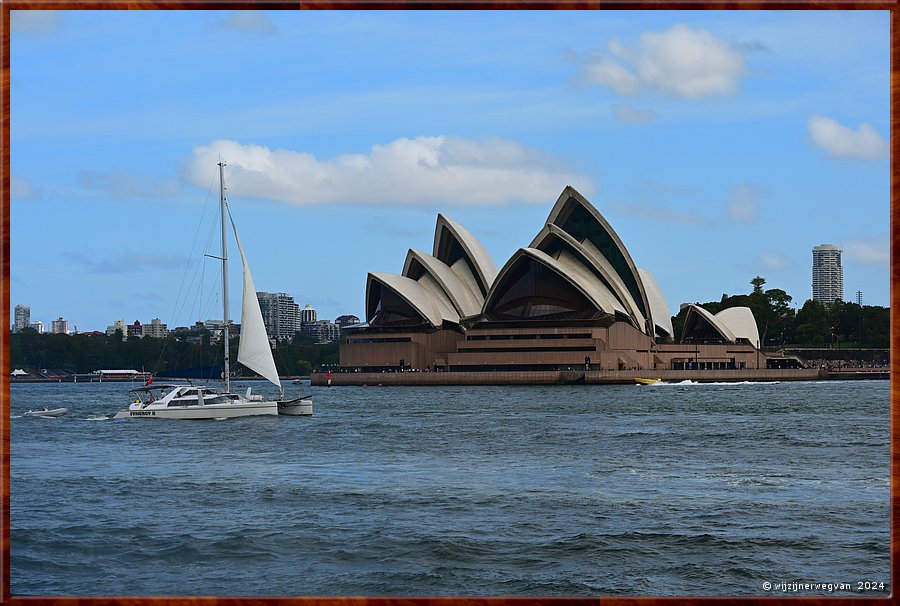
[808,115,888,161]
[183,138,595,206]
[77,171,180,199]
[11,175,41,201]
[612,104,659,124]
[220,11,276,34]
[578,24,748,98]
[726,184,767,223]
[11,10,62,36]
[582,56,642,95]
[842,238,889,265]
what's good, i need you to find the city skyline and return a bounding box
[9,300,348,334]
[9,10,889,332]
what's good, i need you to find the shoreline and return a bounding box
[311,368,888,386]
[9,376,312,384]
[10,369,888,384]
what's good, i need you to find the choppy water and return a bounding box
[10,379,890,597]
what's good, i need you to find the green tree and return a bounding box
[295,360,313,376]
[750,276,766,295]
[794,300,829,346]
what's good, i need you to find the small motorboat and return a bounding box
[24,406,68,418]
[634,378,661,386]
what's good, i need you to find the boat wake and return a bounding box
[656,380,780,387]
[85,415,112,421]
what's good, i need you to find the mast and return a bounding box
[218,161,231,393]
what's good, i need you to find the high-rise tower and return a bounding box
[257,292,301,342]
[301,304,317,325]
[812,244,843,304]
[13,304,30,333]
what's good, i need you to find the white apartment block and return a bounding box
[812,244,843,304]
[142,318,168,338]
[50,316,69,335]
[106,319,129,339]
[257,292,301,342]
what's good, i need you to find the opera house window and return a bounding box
[486,257,598,322]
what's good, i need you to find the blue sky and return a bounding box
[9,10,890,333]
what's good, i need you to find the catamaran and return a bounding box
[114,162,312,420]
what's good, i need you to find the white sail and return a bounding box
[229,214,282,389]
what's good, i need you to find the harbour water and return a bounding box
[10,380,890,597]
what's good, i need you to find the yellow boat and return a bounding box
[634,378,661,386]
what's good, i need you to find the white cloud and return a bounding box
[10,11,62,36]
[842,238,889,265]
[808,115,888,161]
[183,138,595,206]
[612,104,659,124]
[583,56,641,95]
[726,184,767,223]
[220,11,276,34]
[10,175,40,201]
[580,24,748,98]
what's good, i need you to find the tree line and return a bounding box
[9,329,339,377]
[671,276,889,349]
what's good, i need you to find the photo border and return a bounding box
[1,2,895,604]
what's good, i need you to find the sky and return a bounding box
[8,9,890,333]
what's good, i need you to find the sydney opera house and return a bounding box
[338,187,767,377]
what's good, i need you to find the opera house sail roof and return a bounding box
[359,185,758,350]
[681,304,761,348]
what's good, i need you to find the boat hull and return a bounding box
[24,408,68,418]
[114,401,278,420]
[634,378,661,385]
[278,399,313,416]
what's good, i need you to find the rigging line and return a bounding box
[172,169,221,326]
[151,167,220,375]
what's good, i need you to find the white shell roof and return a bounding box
[544,186,653,327]
[367,272,445,328]
[554,249,632,322]
[357,186,694,341]
[531,224,648,333]
[683,304,737,342]
[637,268,673,340]
[433,214,498,297]
[402,249,482,318]
[715,307,760,348]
